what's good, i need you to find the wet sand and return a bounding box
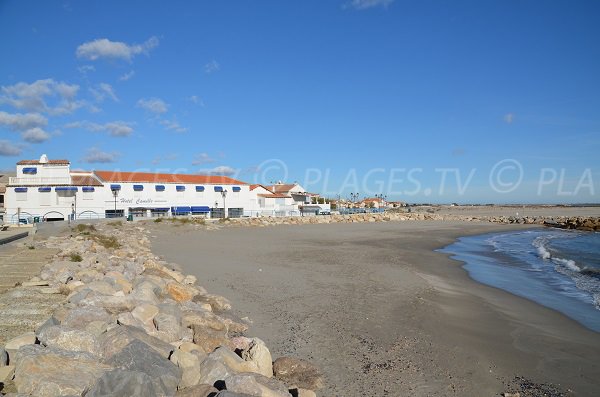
[147,220,600,396]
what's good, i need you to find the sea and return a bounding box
[440,228,600,332]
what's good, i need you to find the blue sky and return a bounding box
[1,0,599,203]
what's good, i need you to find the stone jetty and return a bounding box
[224,212,600,231]
[0,222,323,397]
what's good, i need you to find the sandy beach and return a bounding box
[147,219,600,396]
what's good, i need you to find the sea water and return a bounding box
[440,229,600,332]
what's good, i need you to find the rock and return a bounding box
[37,325,101,357]
[84,369,159,397]
[171,349,202,389]
[193,294,232,312]
[131,303,159,326]
[196,356,233,386]
[62,305,113,330]
[78,295,135,314]
[240,338,273,378]
[166,282,198,302]
[192,325,233,353]
[503,393,521,397]
[100,325,174,360]
[0,365,15,383]
[104,340,181,397]
[273,357,324,390]
[178,341,207,356]
[1,346,8,366]
[153,313,182,342]
[13,346,111,397]
[181,275,197,285]
[210,347,257,373]
[176,383,219,396]
[225,373,292,397]
[4,332,36,355]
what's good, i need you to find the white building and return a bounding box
[5,155,250,223]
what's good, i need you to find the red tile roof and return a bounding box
[258,193,291,198]
[71,175,103,186]
[94,171,247,185]
[17,159,70,165]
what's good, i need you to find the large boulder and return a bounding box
[37,325,101,357]
[4,332,37,356]
[175,383,219,397]
[100,325,174,360]
[225,373,292,397]
[104,339,181,397]
[13,346,111,397]
[195,356,233,386]
[62,306,115,329]
[0,347,8,366]
[239,338,273,378]
[272,357,324,390]
[84,369,159,397]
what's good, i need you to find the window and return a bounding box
[40,191,51,206]
[82,187,94,200]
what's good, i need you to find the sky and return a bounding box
[0,0,599,204]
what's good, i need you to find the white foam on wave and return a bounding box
[553,257,581,272]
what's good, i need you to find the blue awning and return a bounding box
[214,186,223,192]
[191,206,211,213]
[14,187,28,193]
[196,186,205,192]
[171,206,191,214]
[22,167,37,174]
[38,187,51,192]
[133,185,144,191]
[110,184,121,191]
[55,187,78,191]
[150,207,169,212]
[232,186,241,192]
[155,185,165,192]
[82,187,95,192]
[176,185,185,191]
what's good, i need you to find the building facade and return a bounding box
[5,155,250,223]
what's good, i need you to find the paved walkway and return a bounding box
[0,234,65,346]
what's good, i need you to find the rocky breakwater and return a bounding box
[0,222,324,397]
[226,212,600,231]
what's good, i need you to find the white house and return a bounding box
[5,155,250,223]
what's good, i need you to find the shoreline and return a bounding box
[148,220,600,396]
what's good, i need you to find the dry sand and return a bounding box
[147,220,600,396]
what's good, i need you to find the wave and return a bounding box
[533,236,581,272]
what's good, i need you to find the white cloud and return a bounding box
[504,113,515,124]
[160,119,187,133]
[0,111,47,131]
[78,65,95,75]
[119,70,135,81]
[65,120,134,137]
[90,83,118,103]
[344,0,394,10]
[76,36,159,62]
[21,127,51,143]
[192,153,215,165]
[0,79,83,115]
[0,140,22,156]
[199,165,237,176]
[104,121,133,137]
[81,147,120,163]
[204,60,220,74]
[137,97,168,114]
[188,95,204,106]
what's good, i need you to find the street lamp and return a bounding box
[221,189,228,218]
[111,188,119,218]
